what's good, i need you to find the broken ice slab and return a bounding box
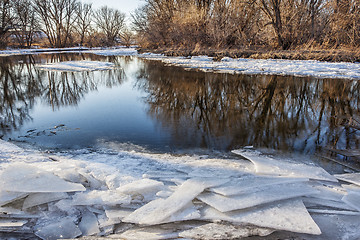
[232,149,337,182]
[342,191,360,212]
[123,178,227,225]
[302,197,356,211]
[117,178,164,201]
[310,183,347,201]
[201,199,321,235]
[307,209,360,215]
[210,175,309,196]
[78,210,100,236]
[22,192,68,209]
[115,226,179,240]
[71,190,131,206]
[0,219,28,227]
[198,182,318,212]
[179,223,274,240]
[35,217,82,240]
[334,172,360,186]
[0,164,86,193]
[0,191,28,206]
[105,208,133,221]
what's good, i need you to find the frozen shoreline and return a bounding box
[0,140,360,239]
[0,47,360,79]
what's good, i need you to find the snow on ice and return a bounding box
[36,61,115,72]
[0,139,359,239]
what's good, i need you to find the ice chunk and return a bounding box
[302,197,356,211]
[78,210,100,236]
[310,183,347,201]
[124,178,226,225]
[335,173,360,187]
[36,61,114,72]
[210,175,308,196]
[0,164,86,193]
[0,191,28,206]
[198,182,318,212]
[201,199,321,235]
[0,219,28,227]
[342,191,360,212]
[116,227,179,240]
[233,149,337,182]
[105,208,133,221]
[179,223,274,239]
[117,178,164,201]
[22,192,68,209]
[35,217,82,240]
[307,209,360,215]
[71,190,131,206]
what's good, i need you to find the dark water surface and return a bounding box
[1,54,360,154]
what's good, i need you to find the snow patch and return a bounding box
[36,60,114,72]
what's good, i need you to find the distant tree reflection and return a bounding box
[0,54,125,135]
[137,61,360,153]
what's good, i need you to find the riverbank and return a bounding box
[138,47,360,63]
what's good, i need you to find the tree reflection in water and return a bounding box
[136,60,360,153]
[0,54,125,136]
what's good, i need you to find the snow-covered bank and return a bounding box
[1,47,360,79]
[139,54,360,80]
[36,61,115,72]
[1,140,360,239]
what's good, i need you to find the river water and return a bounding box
[1,53,360,157]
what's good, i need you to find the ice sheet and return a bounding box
[334,173,360,186]
[210,175,308,196]
[179,223,274,239]
[22,192,68,209]
[232,149,337,182]
[302,197,356,211]
[0,191,28,206]
[116,227,179,240]
[71,190,131,206]
[0,219,28,227]
[105,208,133,221]
[201,199,321,235]
[36,61,114,72]
[198,182,318,212]
[342,191,360,212]
[0,164,86,193]
[78,210,100,236]
[117,178,164,201]
[123,178,226,225]
[35,217,82,240]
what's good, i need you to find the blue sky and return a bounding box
[82,0,144,17]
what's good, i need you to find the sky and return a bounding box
[82,0,144,18]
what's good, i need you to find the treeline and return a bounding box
[0,0,133,48]
[132,0,360,50]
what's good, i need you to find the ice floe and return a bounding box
[36,60,115,72]
[0,139,359,239]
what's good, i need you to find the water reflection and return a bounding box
[137,61,360,153]
[0,54,125,136]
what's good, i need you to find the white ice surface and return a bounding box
[232,149,337,182]
[71,190,131,206]
[198,182,318,212]
[22,192,68,209]
[0,164,86,193]
[210,175,308,196]
[342,191,360,212]
[0,191,28,206]
[335,173,360,187]
[36,61,114,72]
[201,199,321,235]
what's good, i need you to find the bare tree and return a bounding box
[33,0,78,47]
[94,6,125,46]
[0,0,14,47]
[12,0,38,48]
[74,2,93,46]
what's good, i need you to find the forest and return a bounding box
[0,0,359,54]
